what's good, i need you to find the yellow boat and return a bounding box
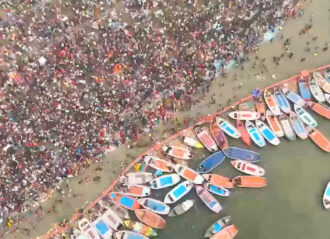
[123,219,157,237]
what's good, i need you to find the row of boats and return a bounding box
[71,69,329,239]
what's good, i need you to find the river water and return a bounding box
[3,0,330,238]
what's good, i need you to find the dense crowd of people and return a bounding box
[0,0,297,223]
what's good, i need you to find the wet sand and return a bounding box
[3,0,330,238]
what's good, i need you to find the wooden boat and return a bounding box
[264,89,281,116]
[204,183,231,197]
[230,160,265,176]
[294,104,318,128]
[232,176,267,188]
[162,145,192,160]
[307,102,330,119]
[135,209,166,229]
[215,117,240,138]
[120,172,153,186]
[245,120,266,147]
[182,136,204,149]
[309,77,326,102]
[313,71,330,93]
[326,93,330,104]
[210,121,228,149]
[197,151,226,173]
[195,125,218,152]
[255,97,266,116]
[265,110,284,137]
[143,155,173,172]
[274,90,291,114]
[223,147,260,162]
[110,193,141,210]
[236,120,251,146]
[202,174,234,189]
[121,185,151,198]
[78,218,101,239]
[138,198,170,215]
[278,114,296,141]
[228,111,260,120]
[114,231,149,239]
[107,201,130,220]
[298,77,312,101]
[174,164,204,184]
[93,217,113,239]
[289,112,308,140]
[323,182,330,209]
[98,205,123,230]
[195,185,222,213]
[204,216,232,238]
[149,174,181,189]
[210,225,238,239]
[164,181,193,204]
[168,199,195,217]
[306,126,330,152]
[255,120,280,145]
[282,87,306,107]
[123,220,157,237]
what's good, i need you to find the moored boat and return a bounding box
[255,97,266,116]
[143,155,173,172]
[307,101,330,119]
[98,204,124,230]
[323,182,330,209]
[110,192,142,210]
[138,198,170,215]
[289,112,308,140]
[162,145,192,160]
[228,111,260,120]
[174,164,204,184]
[230,160,265,176]
[204,183,231,197]
[195,125,218,152]
[278,114,296,141]
[107,201,130,220]
[182,136,204,149]
[282,87,306,107]
[135,209,166,229]
[210,121,228,149]
[164,181,193,204]
[168,199,195,217]
[215,117,241,138]
[197,151,226,173]
[236,119,251,146]
[274,90,291,114]
[265,110,284,137]
[222,147,260,162]
[204,216,232,238]
[245,120,266,147]
[306,126,330,152]
[294,104,318,128]
[264,89,281,116]
[309,77,326,102]
[114,230,149,239]
[313,71,330,93]
[120,172,153,186]
[326,93,330,104]
[232,176,267,188]
[93,217,113,239]
[149,174,181,189]
[78,218,101,239]
[210,225,238,239]
[255,119,280,145]
[202,174,234,189]
[195,185,222,213]
[123,220,157,237]
[298,77,312,101]
[121,185,151,198]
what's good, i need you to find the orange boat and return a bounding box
[232,176,267,188]
[307,102,330,119]
[307,126,330,152]
[135,209,166,229]
[202,174,234,189]
[211,225,238,239]
[110,192,142,210]
[236,120,251,146]
[210,121,228,149]
[255,98,266,116]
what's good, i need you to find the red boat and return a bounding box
[210,121,228,149]
[307,102,330,119]
[235,120,251,146]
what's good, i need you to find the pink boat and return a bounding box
[195,125,218,152]
[195,185,222,213]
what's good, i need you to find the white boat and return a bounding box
[168,199,195,217]
[120,185,151,198]
[162,145,192,160]
[313,71,330,93]
[92,217,113,239]
[274,90,291,114]
[278,114,296,141]
[120,172,153,186]
[282,87,306,107]
[138,198,170,215]
[245,120,266,147]
[309,77,326,102]
[289,112,308,140]
[325,93,330,104]
[78,218,101,239]
[255,120,280,145]
[174,164,204,184]
[265,110,284,137]
[215,117,240,138]
[323,182,330,209]
[228,111,260,120]
[149,174,181,189]
[294,104,318,128]
[230,160,265,177]
[143,155,173,172]
[204,216,232,238]
[264,89,281,115]
[114,231,149,239]
[182,136,204,149]
[99,205,123,230]
[164,181,193,204]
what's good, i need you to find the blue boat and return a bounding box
[245,121,266,147]
[215,117,241,139]
[197,151,226,173]
[223,147,260,162]
[255,120,280,146]
[138,198,170,215]
[289,112,308,140]
[298,78,312,101]
[274,90,291,114]
[164,181,193,204]
[282,87,306,107]
[93,218,113,238]
[149,174,181,189]
[204,183,231,197]
[204,216,232,237]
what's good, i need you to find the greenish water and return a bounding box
[156,116,330,239]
